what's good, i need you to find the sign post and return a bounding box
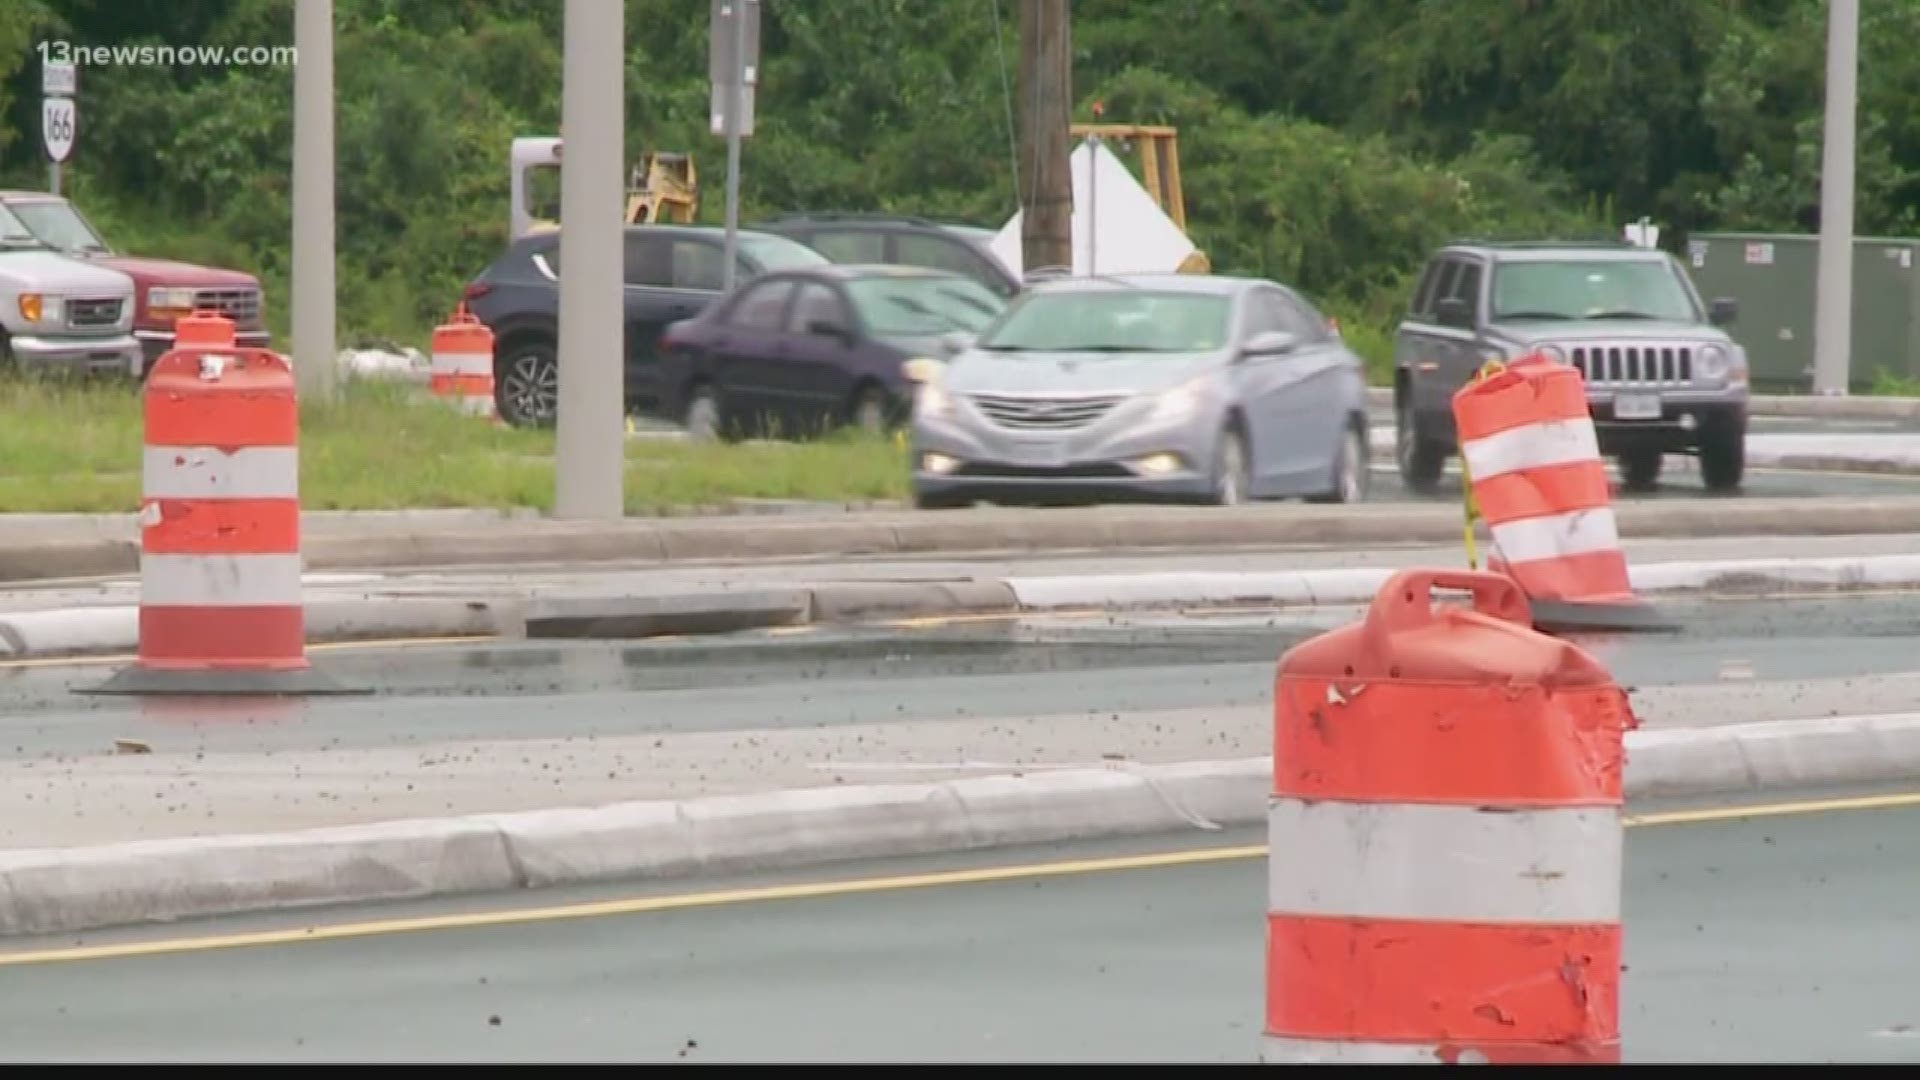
[42,60,76,194]
[710,0,760,291]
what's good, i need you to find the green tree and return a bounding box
[5,0,1915,355]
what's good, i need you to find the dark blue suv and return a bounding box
[460,223,830,427]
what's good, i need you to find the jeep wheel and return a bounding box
[1698,410,1747,493]
[1618,448,1663,493]
[1395,394,1446,494]
[497,339,559,428]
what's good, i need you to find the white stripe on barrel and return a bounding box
[1488,507,1621,565]
[141,446,299,501]
[138,553,305,607]
[433,351,494,377]
[1267,800,1621,924]
[1460,418,1600,480]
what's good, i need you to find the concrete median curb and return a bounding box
[1363,426,1920,477]
[1362,385,1920,422]
[0,712,1916,937]
[9,551,1920,660]
[0,598,521,659]
[999,552,1920,613]
[7,496,1920,586]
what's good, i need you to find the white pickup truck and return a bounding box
[0,200,140,378]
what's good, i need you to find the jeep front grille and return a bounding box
[1568,344,1693,387]
[968,393,1125,430]
[66,297,123,329]
[191,287,262,325]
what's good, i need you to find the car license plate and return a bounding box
[1011,440,1067,467]
[1614,393,1662,420]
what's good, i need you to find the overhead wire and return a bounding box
[985,0,1022,213]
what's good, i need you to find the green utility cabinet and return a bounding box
[1683,231,1920,391]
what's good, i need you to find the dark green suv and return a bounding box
[1392,240,1751,493]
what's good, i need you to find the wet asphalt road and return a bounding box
[2,592,1919,761]
[0,792,1915,1062]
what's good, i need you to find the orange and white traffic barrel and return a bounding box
[430,303,497,418]
[1451,353,1659,630]
[1266,567,1636,1063]
[88,340,345,696]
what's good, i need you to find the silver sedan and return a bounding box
[907,273,1372,508]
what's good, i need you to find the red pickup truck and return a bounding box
[0,190,269,371]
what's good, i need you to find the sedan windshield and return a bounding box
[845,274,1005,335]
[1491,260,1699,322]
[740,234,831,272]
[978,290,1231,353]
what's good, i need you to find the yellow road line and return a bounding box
[0,789,1912,968]
[1623,790,1920,827]
[0,844,1262,968]
[0,634,498,671]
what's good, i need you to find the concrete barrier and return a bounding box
[0,715,1915,937]
[8,498,1920,586]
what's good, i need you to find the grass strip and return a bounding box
[0,376,909,514]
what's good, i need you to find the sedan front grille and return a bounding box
[191,287,262,325]
[1568,344,1693,387]
[66,297,123,329]
[968,393,1125,430]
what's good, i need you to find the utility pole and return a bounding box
[1017,0,1072,276]
[553,0,626,520]
[1812,0,1859,396]
[292,0,337,400]
[716,0,757,292]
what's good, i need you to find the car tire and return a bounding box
[1308,418,1370,504]
[850,384,889,435]
[683,383,721,443]
[1207,424,1252,506]
[496,338,559,428]
[1618,447,1663,492]
[1698,410,1747,493]
[1395,392,1447,494]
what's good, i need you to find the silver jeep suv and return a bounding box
[0,202,141,378]
[1392,240,1750,493]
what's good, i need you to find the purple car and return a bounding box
[657,264,1006,441]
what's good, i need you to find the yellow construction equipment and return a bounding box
[625,151,699,224]
[1069,123,1210,273]
[510,137,700,239]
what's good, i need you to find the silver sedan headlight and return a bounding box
[914,380,953,420]
[1537,344,1567,365]
[1148,379,1205,424]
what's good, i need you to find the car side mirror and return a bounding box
[1435,297,1474,329]
[1709,297,1739,326]
[1243,330,1301,358]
